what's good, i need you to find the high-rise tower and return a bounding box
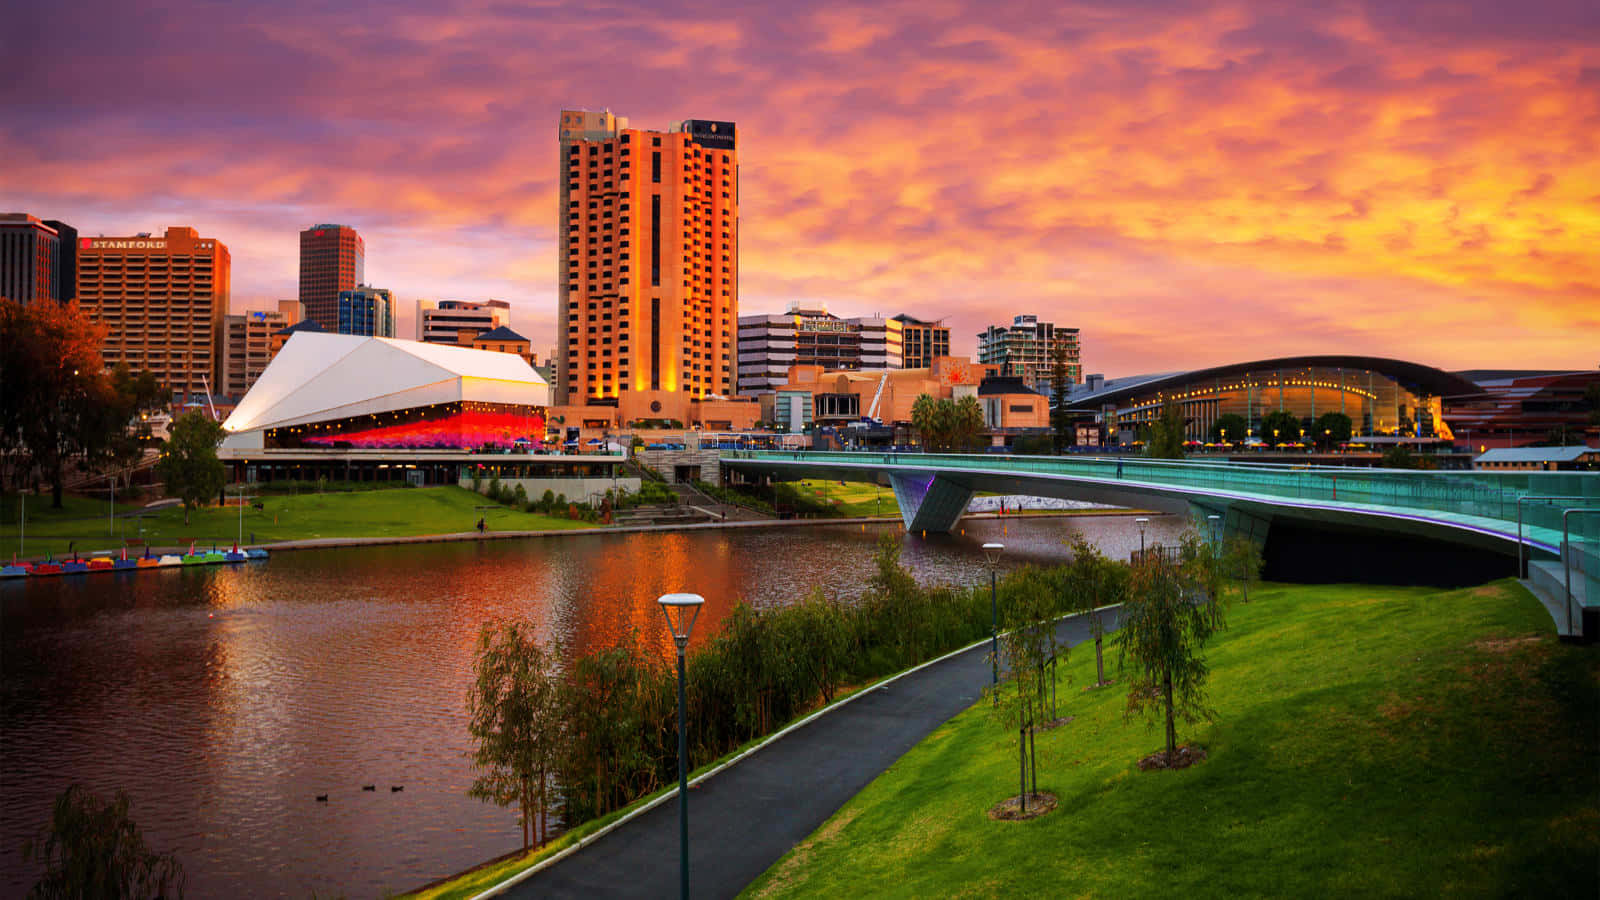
[299,224,364,331]
[78,226,231,399]
[557,109,738,423]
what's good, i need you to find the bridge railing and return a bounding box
[725,449,1599,535]
[726,450,1600,620]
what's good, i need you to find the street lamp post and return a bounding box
[982,543,1004,694]
[657,592,705,900]
[1135,517,1149,562]
[1207,514,1222,560]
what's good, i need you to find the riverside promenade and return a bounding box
[491,609,1122,899]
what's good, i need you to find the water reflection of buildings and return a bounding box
[1064,355,1484,444]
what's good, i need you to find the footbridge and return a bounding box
[721,450,1600,638]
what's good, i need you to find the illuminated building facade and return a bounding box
[78,226,231,397]
[1444,370,1600,450]
[977,314,1081,390]
[737,304,901,394]
[1065,356,1482,445]
[299,224,364,331]
[893,314,950,369]
[557,108,739,424]
[214,332,622,489]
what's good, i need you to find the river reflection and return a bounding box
[0,514,1181,898]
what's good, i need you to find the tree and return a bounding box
[953,395,985,451]
[1067,534,1122,688]
[1117,542,1220,766]
[0,299,111,506]
[1221,535,1264,604]
[1143,399,1186,459]
[1208,413,1248,445]
[24,784,184,899]
[154,411,224,525]
[1381,443,1434,469]
[989,576,1059,807]
[1313,411,1353,450]
[466,621,564,850]
[1259,409,1300,446]
[1586,381,1600,426]
[911,394,938,449]
[1049,345,1072,451]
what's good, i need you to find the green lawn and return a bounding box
[744,580,1599,898]
[0,486,592,557]
[790,479,900,517]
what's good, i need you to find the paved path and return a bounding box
[505,609,1122,899]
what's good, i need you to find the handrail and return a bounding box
[1562,508,1600,635]
[725,450,1597,544]
[1517,496,1591,578]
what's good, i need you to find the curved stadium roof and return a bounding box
[1064,355,1483,410]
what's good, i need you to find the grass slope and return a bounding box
[0,486,591,557]
[745,580,1599,898]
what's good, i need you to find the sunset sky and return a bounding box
[5,0,1597,376]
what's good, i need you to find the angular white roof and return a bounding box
[222,332,548,436]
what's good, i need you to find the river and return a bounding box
[0,514,1182,898]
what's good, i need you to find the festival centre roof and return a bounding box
[220,332,549,448]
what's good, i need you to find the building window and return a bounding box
[652,152,661,183]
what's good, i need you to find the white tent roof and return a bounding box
[222,332,548,437]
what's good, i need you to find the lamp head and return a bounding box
[981,542,1004,566]
[657,592,705,650]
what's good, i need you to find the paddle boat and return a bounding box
[1,560,29,578]
[136,555,161,568]
[60,558,89,574]
[245,548,269,561]
[33,561,62,576]
[88,557,115,571]
[157,554,183,567]
[223,545,248,563]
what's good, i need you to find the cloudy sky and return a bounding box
[5,0,1596,375]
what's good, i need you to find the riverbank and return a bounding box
[743,579,1599,897]
[0,487,592,559]
[1,486,1155,562]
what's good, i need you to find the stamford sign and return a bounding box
[80,238,216,251]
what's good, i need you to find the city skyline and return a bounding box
[4,0,1597,377]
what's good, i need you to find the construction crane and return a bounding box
[864,370,890,423]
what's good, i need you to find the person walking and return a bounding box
[1116,457,1124,479]
[476,517,486,534]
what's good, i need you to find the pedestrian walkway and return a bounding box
[498,609,1121,899]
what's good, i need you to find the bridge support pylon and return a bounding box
[1190,501,1271,554]
[890,472,973,534]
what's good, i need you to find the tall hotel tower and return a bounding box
[78,227,231,399]
[557,109,738,424]
[299,224,364,331]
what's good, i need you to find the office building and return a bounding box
[737,304,900,394]
[0,213,72,304]
[893,314,950,369]
[416,298,511,343]
[977,315,1081,391]
[299,224,364,330]
[222,300,303,397]
[78,227,231,397]
[338,284,395,337]
[556,108,740,425]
